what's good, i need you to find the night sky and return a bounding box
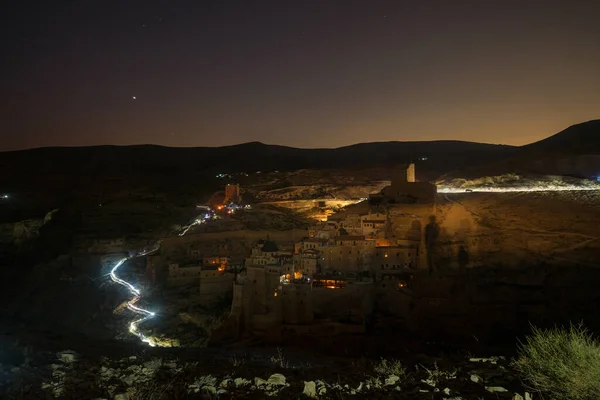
[2,0,599,151]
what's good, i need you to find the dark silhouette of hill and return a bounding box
[0,140,516,222]
[520,119,600,156]
[441,120,600,180]
[0,140,515,179]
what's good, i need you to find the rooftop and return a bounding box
[335,235,367,241]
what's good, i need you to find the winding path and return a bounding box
[109,213,209,346]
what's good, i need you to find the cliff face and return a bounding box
[0,219,44,245]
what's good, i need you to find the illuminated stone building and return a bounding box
[224,183,241,204]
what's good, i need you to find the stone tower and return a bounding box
[392,163,416,186]
[224,184,241,204]
[406,163,415,183]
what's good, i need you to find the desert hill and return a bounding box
[520,119,600,156]
[0,140,514,223]
[0,140,515,181]
[442,120,600,180]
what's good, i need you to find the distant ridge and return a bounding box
[0,139,516,181]
[4,120,598,182]
[442,120,600,179]
[521,119,600,155]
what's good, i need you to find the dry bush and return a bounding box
[513,323,600,400]
[373,358,406,378]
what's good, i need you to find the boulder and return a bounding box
[316,380,327,395]
[58,351,77,364]
[203,386,217,394]
[486,386,509,393]
[385,375,400,386]
[267,373,287,386]
[254,377,268,387]
[220,378,231,388]
[234,377,251,387]
[122,374,136,386]
[303,381,317,398]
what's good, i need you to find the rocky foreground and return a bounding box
[0,347,537,399]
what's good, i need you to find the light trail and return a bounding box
[109,213,210,346]
[438,185,600,193]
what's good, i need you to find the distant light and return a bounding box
[132,96,137,100]
[2,195,8,199]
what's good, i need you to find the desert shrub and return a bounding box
[513,323,600,400]
[270,347,289,368]
[373,358,406,377]
[416,362,456,387]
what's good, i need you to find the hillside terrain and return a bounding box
[0,140,513,226]
[0,140,514,180]
[443,120,600,180]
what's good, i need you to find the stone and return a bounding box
[512,394,524,400]
[267,373,287,386]
[58,351,77,364]
[470,374,481,383]
[303,381,317,398]
[196,375,217,387]
[486,386,509,393]
[123,375,137,386]
[234,377,251,387]
[316,380,327,395]
[421,378,436,387]
[203,386,217,394]
[385,375,400,386]
[220,378,231,388]
[254,377,268,387]
[469,357,497,364]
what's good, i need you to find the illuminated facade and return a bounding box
[224,183,241,204]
